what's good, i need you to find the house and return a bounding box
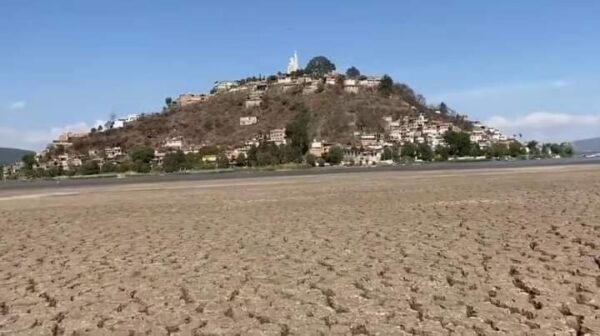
[277,77,293,85]
[344,149,380,166]
[309,140,325,157]
[112,119,125,129]
[53,132,86,147]
[213,81,239,93]
[240,116,258,126]
[245,98,262,108]
[177,93,208,106]
[358,76,382,88]
[244,91,263,108]
[104,147,123,160]
[164,137,184,150]
[360,134,378,147]
[268,128,286,145]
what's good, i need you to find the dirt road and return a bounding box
[0,166,599,335]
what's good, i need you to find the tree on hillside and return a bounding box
[439,102,449,115]
[129,147,155,173]
[21,153,36,170]
[443,131,472,157]
[401,142,417,159]
[305,56,336,76]
[326,146,344,165]
[78,160,100,175]
[345,66,361,79]
[435,145,449,161]
[417,143,434,161]
[285,109,312,156]
[235,153,247,167]
[489,143,509,158]
[130,147,155,164]
[526,140,539,155]
[381,147,394,161]
[508,141,524,157]
[469,143,483,157]
[216,153,230,168]
[378,75,394,97]
[163,150,186,173]
[304,153,316,167]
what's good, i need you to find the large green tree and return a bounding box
[216,153,230,168]
[417,143,434,161]
[78,160,100,175]
[381,147,394,161]
[559,142,574,157]
[21,153,36,170]
[129,147,155,173]
[489,143,509,158]
[345,66,361,79]
[285,109,312,156]
[443,131,472,157]
[526,140,539,155]
[401,142,417,159]
[508,141,524,157]
[435,145,449,161]
[326,146,344,165]
[378,75,394,97]
[305,56,336,76]
[235,153,247,167]
[163,150,186,173]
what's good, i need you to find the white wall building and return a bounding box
[240,116,258,126]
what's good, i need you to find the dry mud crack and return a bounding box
[0,167,599,335]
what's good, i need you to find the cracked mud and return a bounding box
[0,166,599,335]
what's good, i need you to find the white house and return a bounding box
[240,116,258,126]
[358,76,382,88]
[213,81,239,93]
[269,128,286,145]
[164,137,184,150]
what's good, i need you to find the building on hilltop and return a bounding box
[212,81,239,93]
[177,93,208,106]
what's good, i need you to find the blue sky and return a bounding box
[1,1,599,150]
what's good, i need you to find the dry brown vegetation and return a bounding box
[0,166,599,335]
[72,86,470,154]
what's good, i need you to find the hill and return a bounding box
[71,84,470,153]
[0,148,34,166]
[572,137,600,154]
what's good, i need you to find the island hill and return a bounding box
[21,54,569,177]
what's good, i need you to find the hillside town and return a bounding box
[2,53,575,179]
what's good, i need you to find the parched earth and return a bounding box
[0,166,599,335]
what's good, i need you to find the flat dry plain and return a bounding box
[0,166,599,336]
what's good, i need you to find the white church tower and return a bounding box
[287,51,299,74]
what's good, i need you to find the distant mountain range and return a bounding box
[572,137,600,154]
[0,148,34,166]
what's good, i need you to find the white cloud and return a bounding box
[0,121,98,151]
[485,112,600,142]
[7,101,27,110]
[432,80,572,102]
